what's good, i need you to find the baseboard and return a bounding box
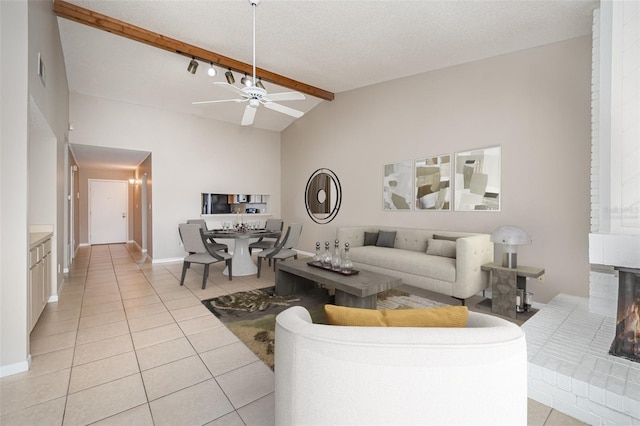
[0,355,31,378]
[48,278,64,303]
[129,240,148,254]
[152,257,184,264]
[295,249,313,257]
[78,243,90,247]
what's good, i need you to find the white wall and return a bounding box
[1,0,70,376]
[282,36,592,304]
[29,0,70,292]
[1,0,30,376]
[69,94,281,260]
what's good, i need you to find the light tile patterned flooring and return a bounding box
[0,243,585,425]
[1,243,278,425]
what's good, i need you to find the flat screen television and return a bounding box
[202,193,232,214]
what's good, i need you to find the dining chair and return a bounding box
[178,223,232,289]
[187,219,228,253]
[249,219,284,255]
[257,223,303,278]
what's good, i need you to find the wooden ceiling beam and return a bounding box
[53,0,334,101]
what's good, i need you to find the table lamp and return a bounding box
[490,225,532,268]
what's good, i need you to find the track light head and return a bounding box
[225,69,235,84]
[207,63,216,77]
[241,74,252,87]
[256,78,265,89]
[187,58,198,74]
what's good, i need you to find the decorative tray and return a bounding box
[307,261,359,276]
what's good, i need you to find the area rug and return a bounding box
[202,286,447,369]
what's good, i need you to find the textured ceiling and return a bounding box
[58,0,597,166]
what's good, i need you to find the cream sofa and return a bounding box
[337,226,493,302]
[275,306,527,425]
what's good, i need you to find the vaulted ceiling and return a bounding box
[59,0,597,166]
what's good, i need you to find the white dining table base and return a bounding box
[223,235,257,276]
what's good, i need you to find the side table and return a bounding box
[481,263,545,319]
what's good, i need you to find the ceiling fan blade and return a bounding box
[214,82,249,98]
[241,105,257,126]
[192,98,245,105]
[263,101,304,118]
[263,91,306,102]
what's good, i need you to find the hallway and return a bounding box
[1,243,277,425]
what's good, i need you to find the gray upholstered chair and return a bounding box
[257,223,303,278]
[249,219,284,255]
[186,219,228,253]
[178,223,232,289]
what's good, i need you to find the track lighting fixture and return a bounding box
[187,57,198,74]
[241,73,252,87]
[256,78,265,89]
[207,63,216,77]
[225,69,235,84]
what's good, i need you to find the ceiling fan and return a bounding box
[192,0,305,126]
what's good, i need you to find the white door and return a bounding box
[89,180,128,244]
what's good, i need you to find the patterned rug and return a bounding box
[202,286,447,369]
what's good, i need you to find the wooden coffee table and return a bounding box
[275,258,402,309]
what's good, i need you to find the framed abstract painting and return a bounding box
[415,154,451,210]
[383,160,413,210]
[453,146,501,211]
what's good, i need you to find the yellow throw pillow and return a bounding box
[324,304,468,327]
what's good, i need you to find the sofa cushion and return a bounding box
[426,239,457,258]
[376,231,396,248]
[363,231,379,246]
[324,304,469,327]
[349,246,457,283]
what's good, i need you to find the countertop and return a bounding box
[30,232,53,249]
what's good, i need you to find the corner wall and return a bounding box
[282,36,592,303]
[133,154,153,257]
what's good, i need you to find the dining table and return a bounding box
[204,228,281,276]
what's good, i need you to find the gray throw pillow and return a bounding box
[426,239,457,258]
[364,232,379,246]
[376,231,397,248]
[433,234,460,242]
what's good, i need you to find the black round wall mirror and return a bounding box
[305,168,342,224]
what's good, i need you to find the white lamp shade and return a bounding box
[490,226,532,246]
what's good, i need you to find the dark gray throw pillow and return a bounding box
[364,232,379,246]
[376,230,397,248]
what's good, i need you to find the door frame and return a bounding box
[69,165,75,263]
[88,179,129,244]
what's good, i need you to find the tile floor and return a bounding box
[0,243,585,425]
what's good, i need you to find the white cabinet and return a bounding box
[29,237,51,332]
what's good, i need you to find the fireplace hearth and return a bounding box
[610,268,640,363]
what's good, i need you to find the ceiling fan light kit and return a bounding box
[192,0,305,126]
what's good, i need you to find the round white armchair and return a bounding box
[275,306,527,425]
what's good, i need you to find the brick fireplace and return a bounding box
[522,3,640,418]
